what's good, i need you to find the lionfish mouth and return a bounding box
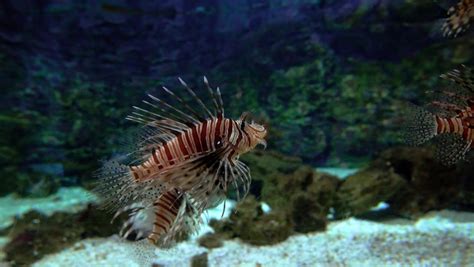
[258,139,267,150]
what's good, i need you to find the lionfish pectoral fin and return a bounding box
[156,146,251,211]
[434,133,471,165]
[161,146,229,189]
[402,103,438,146]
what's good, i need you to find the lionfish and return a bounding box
[404,65,474,165]
[441,0,474,37]
[95,77,267,246]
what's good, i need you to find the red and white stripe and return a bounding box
[130,115,250,181]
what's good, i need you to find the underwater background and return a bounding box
[0,0,473,266]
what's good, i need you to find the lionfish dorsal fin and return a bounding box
[203,76,225,116]
[178,77,214,119]
[127,77,225,126]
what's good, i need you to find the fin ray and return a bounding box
[403,103,438,146]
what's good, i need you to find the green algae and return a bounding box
[3,37,474,195]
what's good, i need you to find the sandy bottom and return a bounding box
[1,172,473,267]
[32,210,474,267]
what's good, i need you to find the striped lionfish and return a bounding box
[404,65,474,165]
[95,77,267,246]
[441,0,474,37]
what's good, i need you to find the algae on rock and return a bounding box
[3,204,120,266]
[208,195,293,246]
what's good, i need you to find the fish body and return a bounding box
[441,0,474,37]
[95,77,267,247]
[404,65,474,165]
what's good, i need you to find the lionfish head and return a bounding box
[237,112,267,152]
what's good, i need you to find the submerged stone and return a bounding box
[209,196,293,246]
[333,168,406,219]
[3,204,120,266]
[331,147,473,218]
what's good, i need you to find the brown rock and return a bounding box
[334,168,406,218]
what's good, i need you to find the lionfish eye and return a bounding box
[215,137,223,147]
[240,120,246,131]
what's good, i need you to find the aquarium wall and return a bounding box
[2,0,471,194]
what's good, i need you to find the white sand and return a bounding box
[33,210,474,267]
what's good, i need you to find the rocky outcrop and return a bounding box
[2,204,120,266]
[204,148,474,246]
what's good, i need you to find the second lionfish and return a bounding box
[95,77,267,246]
[441,0,474,37]
[405,65,474,165]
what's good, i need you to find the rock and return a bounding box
[209,152,341,245]
[240,150,304,201]
[191,252,208,267]
[209,196,293,246]
[3,204,120,266]
[291,192,327,233]
[241,151,340,213]
[455,153,474,209]
[333,168,406,219]
[197,233,224,249]
[381,147,470,217]
[332,146,473,218]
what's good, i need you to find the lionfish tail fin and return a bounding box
[403,103,438,146]
[434,133,472,165]
[93,160,136,212]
